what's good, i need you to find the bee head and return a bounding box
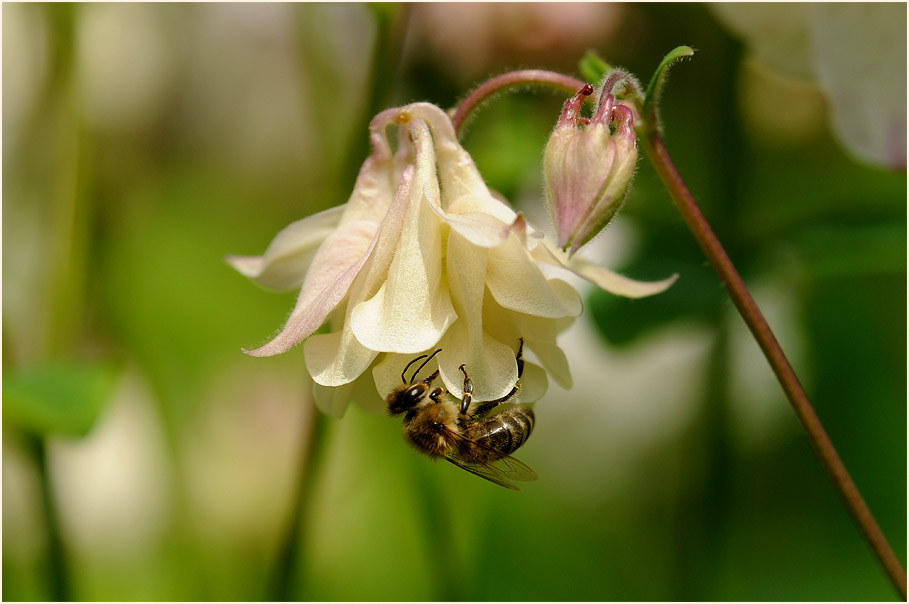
[387,383,429,416]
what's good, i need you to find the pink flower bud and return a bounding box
[544,83,637,256]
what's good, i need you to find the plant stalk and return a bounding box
[641,132,907,600]
[451,70,588,133]
[27,434,71,602]
[451,68,907,600]
[268,406,327,601]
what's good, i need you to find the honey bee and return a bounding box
[386,339,537,490]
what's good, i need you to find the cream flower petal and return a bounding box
[438,322,520,402]
[424,186,515,248]
[438,226,521,400]
[480,292,573,391]
[405,108,523,249]
[524,332,573,389]
[486,232,582,319]
[405,103,496,201]
[226,205,345,291]
[406,119,515,248]
[243,165,416,357]
[516,361,548,403]
[532,237,679,298]
[350,124,457,353]
[304,327,378,388]
[352,280,455,353]
[446,193,517,226]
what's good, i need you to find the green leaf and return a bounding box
[642,45,695,132]
[579,50,611,84]
[3,361,119,437]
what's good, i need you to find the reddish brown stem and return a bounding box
[642,132,907,600]
[451,70,587,133]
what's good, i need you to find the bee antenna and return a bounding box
[409,348,442,383]
[401,354,428,384]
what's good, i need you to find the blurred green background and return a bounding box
[3,3,906,601]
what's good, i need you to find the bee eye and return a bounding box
[406,386,423,400]
[388,384,427,416]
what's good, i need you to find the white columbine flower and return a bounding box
[228,102,676,417]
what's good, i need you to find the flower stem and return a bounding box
[268,406,327,601]
[641,131,907,600]
[451,70,587,134]
[26,434,71,602]
[451,68,907,599]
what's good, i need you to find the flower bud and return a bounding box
[544,83,637,256]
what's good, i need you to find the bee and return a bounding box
[386,339,537,490]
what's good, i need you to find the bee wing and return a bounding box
[441,429,538,491]
[444,455,536,491]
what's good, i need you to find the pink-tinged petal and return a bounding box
[340,126,398,226]
[226,205,345,291]
[533,239,678,299]
[242,220,376,357]
[243,166,416,357]
[486,233,582,319]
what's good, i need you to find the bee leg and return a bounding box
[428,387,445,404]
[422,369,440,386]
[516,337,525,380]
[458,364,473,415]
[468,340,525,417]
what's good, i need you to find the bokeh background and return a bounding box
[3,3,906,601]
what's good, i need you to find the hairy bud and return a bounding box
[544,83,637,256]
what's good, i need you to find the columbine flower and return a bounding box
[544,83,638,256]
[228,102,675,417]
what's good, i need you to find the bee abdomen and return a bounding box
[474,407,535,455]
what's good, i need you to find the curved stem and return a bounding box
[268,406,327,601]
[451,70,586,134]
[641,131,907,600]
